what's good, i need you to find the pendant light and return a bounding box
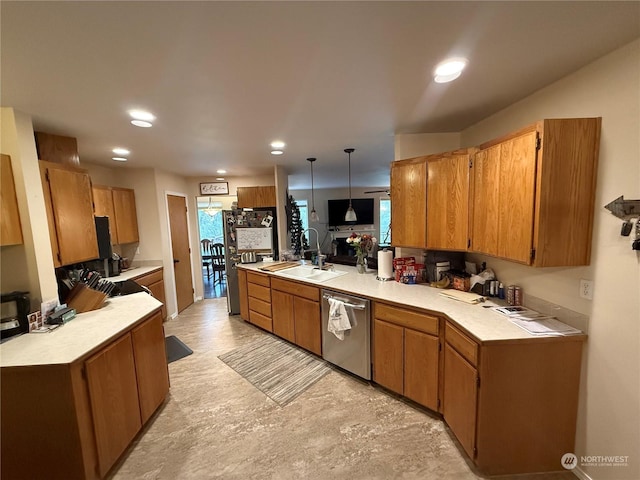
[307,157,320,222]
[344,148,357,222]
[204,197,216,217]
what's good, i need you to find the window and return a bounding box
[297,199,309,234]
[198,201,224,244]
[379,197,391,245]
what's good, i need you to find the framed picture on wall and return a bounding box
[200,182,229,195]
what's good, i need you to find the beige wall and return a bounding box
[460,39,640,479]
[394,132,461,160]
[0,108,57,309]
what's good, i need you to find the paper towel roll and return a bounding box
[377,250,394,279]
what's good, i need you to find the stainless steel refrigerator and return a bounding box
[223,208,278,314]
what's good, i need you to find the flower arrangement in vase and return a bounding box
[346,232,377,273]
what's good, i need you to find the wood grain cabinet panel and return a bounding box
[271,289,295,343]
[85,333,142,478]
[35,131,80,166]
[471,118,601,266]
[246,272,272,332]
[92,185,119,244]
[391,157,428,248]
[131,312,170,424]
[292,296,321,355]
[404,328,439,411]
[40,161,98,266]
[135,269,166,319]
[373,319,404,395]
[426,150,471,251]
[237,186,276,208]
[112,187,139,244]
[0,154,23,246]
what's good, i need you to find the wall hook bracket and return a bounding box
[604,195,640,219]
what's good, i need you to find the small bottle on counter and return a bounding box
[507,285,515,305]
[514,286,523,306]
[498,283,505,299]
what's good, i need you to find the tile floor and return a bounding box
[109,298,575,480]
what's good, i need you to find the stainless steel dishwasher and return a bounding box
[321,289,371,380]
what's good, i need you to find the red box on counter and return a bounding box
[393,257,415,268]
[395,263,426,284]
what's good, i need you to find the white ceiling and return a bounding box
[2,1,639,189]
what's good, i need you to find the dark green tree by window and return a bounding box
[287,194,308,255]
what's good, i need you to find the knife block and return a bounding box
[66,283,107,313]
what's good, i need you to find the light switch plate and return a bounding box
[580,279,593,300]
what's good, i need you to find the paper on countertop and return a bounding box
[508,317,583,336]
[439,290,486,304]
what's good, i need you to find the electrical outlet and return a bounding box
[580,279,593,300]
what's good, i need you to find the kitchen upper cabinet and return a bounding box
[270,277,321,356]
[390,157,428,248]
[470,118,601,266]
[40,160,98,267]
[237,186,276,209]
[426,150,472,251]
[35,131,80,167]
[1,154,23,246]
[93,185,139,245]
[372,302,440,411]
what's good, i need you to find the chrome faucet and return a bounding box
[300,227,326,270]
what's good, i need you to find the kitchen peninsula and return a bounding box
[0,292,169,480]
[238,261,585,476]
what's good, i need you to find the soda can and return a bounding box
[507,285,515,305]
[514,286,523,306]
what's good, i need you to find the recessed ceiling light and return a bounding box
[112,157,127,162]
[270,141,286,149]
[216,177,225,181]
[216,169,227,174]
[128,109,156,122]
[271,150,284,155]
[131,120,153,128]
[112,147,130,155]
[434,58,467,83]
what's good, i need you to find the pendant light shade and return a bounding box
[205,197,216,217]
[344,148,357,222]
[307,157,320,222]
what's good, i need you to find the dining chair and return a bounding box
[210,243,226,285]
[201,239,212,280]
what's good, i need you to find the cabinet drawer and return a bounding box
[247,271,270,287]
[249,310,273,332]
[249,297,271,318]
[248,283,271,303]
[271,277,320,302]
[374,302,439,335]
[445,323,478,366]
[134,269,163,287]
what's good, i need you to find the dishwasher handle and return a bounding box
[323,294,366,310]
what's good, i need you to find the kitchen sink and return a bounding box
[276,265,348,283]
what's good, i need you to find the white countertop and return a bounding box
[0,293,163,368]
[105,265,163,283]
[240,262,585,344]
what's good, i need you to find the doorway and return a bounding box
[168,194,194,313]
[197,196,234,299]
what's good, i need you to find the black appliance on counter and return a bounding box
[0,291,30,340]
[94,216,120,277]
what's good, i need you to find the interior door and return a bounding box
[167,194,194,313]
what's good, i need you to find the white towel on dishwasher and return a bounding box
[328,298,352,341]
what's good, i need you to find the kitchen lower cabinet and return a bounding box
[442,321,585,475]
[372,303,439,411]
[246,271,272,331]
[40,160,98,267]
[270,277,321,356]
[0,154,23,246]
[0,308,169,480]
[133,268,166,319]
[471,118,601,266]
[238,269,249,321]
[86,333,142,478]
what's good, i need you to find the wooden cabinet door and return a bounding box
[237,186,276,208]
[293,296,321,355]
[85,333,142,477]
[272,290,296,343]
[391,158,427,248]
[93,185,119,244]
[404,329,439,411]
[112,187,139,244]
[373,319,404,395]
[46,166,99,265]
[131,312,170,424]
[443,343,478,459]
[238,269,249,321]
[496,131,537,263]
[0,154,23,246]
[470,147,500,257]
[147,280,167,319]
[427,152,470,251]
